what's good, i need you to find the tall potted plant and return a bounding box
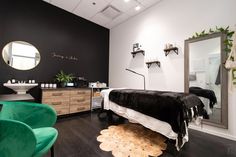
[55,70,74,87]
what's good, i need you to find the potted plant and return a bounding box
[55,70,74,87]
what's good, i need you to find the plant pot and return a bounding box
[60,82,67,88]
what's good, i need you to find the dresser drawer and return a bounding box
[42,98,69,106]
[69,104,90,113]
[42,90,70,98]
[70,89,91,96]
[51,105,69,115]
[70,95,90,103]
[70,99,90,107]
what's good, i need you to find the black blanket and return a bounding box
[189,86,217,108]
[109,89,207,147]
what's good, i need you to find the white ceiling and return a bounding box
[42,0,161,29]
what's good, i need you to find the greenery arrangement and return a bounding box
[55,70,74,87]
[190,26,235,54]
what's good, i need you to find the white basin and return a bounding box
[3,83,38,94]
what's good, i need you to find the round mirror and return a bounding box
[2,41,40,70]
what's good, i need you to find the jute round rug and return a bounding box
[97,123,167,157]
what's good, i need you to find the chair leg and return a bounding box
[51,145,54,157]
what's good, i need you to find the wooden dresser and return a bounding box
[41,88,91,116]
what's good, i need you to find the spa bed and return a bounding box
[101,88,207,150]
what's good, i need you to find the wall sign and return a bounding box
[51,52,78,61]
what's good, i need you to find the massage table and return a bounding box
[101,88,206,150]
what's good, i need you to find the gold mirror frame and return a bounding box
[2,41,40,70]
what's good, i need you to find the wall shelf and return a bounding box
[131,50,145,58]
[146,61,161,68]
[164,47,178,56]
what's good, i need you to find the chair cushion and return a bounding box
[32,127,58,157]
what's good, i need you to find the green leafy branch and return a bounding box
[55,70,74,83]
[190,26,235,54]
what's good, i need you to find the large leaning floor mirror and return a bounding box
[184,32,228,128]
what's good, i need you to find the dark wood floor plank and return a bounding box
[45,111,236,157]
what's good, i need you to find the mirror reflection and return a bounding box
[189,37,221,124]
[2,41,40,70]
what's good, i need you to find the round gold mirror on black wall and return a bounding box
[2,41,40,70]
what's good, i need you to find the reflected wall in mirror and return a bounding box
[184,32,228,128]
[2,41,40,70]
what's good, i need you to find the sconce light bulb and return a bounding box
[124,0,130,2]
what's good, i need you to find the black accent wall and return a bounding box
[0,0,109,100]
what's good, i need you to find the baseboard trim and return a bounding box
[189,125,236,141]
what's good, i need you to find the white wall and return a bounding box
[109,0,236,140]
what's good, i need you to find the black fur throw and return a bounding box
[109,89,207,148]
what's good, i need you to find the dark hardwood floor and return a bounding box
[45,111,236,157]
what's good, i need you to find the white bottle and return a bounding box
[41,83,45,88]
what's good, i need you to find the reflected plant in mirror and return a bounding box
[185,32,228,129]
[2,41,40,70]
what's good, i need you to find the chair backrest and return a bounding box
[0,101,57,129]
[0,119,36,157]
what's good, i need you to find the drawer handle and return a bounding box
[77,91,85,94]
[77,98,85,102]
[77,107,85,111]
[52,93,63,96]
[52,102,62,105]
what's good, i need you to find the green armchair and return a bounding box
[0,101,57,128]
[0,101,58,157]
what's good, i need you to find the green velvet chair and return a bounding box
[0,101,57,128]
[0,101,58,157]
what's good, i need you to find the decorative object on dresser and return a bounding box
[41,88,91,116]
[55,70,74,87]
[89,82,107,88]
[74,77,88,88]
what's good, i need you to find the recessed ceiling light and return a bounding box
[124,0,130,2]
[135,5,141,11]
